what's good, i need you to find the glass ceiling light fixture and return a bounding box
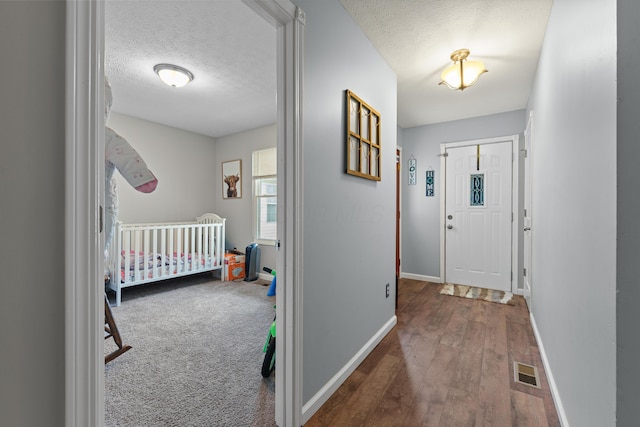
[153,63,194,88]
[438,49,487,91]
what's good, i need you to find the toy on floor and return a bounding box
[267,269,276,297]
[262,267,277,377]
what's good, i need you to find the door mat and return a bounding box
[440,283,515,305]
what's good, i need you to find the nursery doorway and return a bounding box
[65,1,304,426]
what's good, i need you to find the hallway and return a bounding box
[305,279,560,426]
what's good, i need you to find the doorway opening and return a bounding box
[440,135,520,293]
[65,1,304,426]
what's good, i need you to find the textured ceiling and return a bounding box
[105,0,276,138]
[339,0,553,127]
[105,0,553,138]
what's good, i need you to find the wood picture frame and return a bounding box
[222,159,242,199]
[346,90,381,181]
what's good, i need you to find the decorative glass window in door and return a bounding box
[470,173,485,206]
[346,90,381,181]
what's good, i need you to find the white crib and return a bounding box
[106,213,226,306]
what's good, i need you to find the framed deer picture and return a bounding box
[222,159,242,199]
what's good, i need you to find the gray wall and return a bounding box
[108,113,217,223]
[400,111,525,280]
[107,115,277,274]
[214,124,278,273]
[0,1,66,425]
[1,1,628,425]
[294,0,398,404]
[617,0,640,424]
[527,0,617,425]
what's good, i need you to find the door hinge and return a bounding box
[275,240,281,251]
[523,267,527,277]
[524,208,527,217]
[99,205,103,233]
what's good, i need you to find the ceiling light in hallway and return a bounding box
[439,49,487,91]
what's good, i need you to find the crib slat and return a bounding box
[214,224,222,267]
[160,229,166,279]
[123,230,131,284]
[179,227,186,273]
[169,228,174,276]
[195,224,201,270]
[152,228,158,278]
[142,229,149,280]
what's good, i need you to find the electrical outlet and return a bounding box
[385,283,390,298]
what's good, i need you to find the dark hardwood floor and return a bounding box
[304,279,560,427]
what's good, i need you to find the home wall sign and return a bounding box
[426,169,435,197]
[346,90,381,181]
[408,156,416,185]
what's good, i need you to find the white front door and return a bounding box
[444,140,513,292]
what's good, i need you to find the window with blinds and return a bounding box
[252,148,277,243]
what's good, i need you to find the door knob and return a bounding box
[447,224,453,230]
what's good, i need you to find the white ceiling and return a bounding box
[105,0,276,138]
[105,0,553,138]
[339,0,553,128]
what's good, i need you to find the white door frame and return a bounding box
[396,146,402,295]
[523,111,534,308]
[439,135,520,294]
[65,1,305,426]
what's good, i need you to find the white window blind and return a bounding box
[252,148,277,243]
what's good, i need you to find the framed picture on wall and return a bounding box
[222,159,242,199]
[346,90,381,181]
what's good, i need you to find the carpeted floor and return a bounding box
[104,273,277,427]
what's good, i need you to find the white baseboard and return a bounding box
[529,313,569,427]
[400,272,442,283]
[523,282,531,299]
[301,315,397,424]
[258,272,274,282]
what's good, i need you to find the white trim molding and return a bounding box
[400,272,443,283]
[271,3,305,426]
[66,1,304,426]
[301,316,397,424]
[65,1,104,426]
[530,313,569,426]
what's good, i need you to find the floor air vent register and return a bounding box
[513,361,541,389]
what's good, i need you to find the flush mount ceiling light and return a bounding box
[153,64,194,88]
[438,49,487,91]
